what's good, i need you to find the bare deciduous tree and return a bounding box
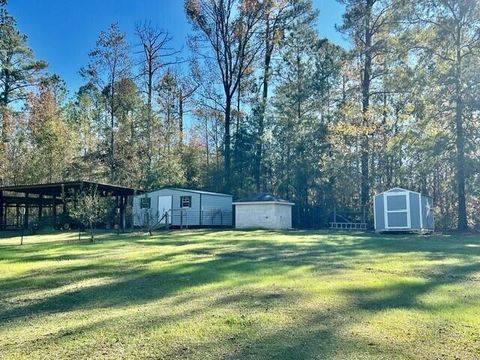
[135,22,181,178]
[186,0,264,191]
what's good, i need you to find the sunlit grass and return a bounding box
[0,230,479,359]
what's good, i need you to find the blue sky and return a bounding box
[9,0,347,94]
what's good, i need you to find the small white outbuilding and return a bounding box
[233,193,294,230]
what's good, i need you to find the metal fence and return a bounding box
[169,209,232,228]
[136,209,233,229]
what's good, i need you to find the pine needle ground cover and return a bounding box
[0,230,479,359]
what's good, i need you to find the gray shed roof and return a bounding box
[376,187,432,199]
[234,193,292,203]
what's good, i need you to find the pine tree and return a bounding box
[81,23,131,182]
[0,0,46,184]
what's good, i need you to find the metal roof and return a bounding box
[151,187,232,197]
[234,193,292,203]
[375,187,432,198]
[0,181,143,197]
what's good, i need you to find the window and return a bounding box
[140,197,151,209]
[180,196,191,208]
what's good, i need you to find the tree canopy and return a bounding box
[2,0,480,230]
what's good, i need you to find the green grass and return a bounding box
[0,230,479,359]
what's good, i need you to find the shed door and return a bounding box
[158,196,172,224]
[384,192,410,229]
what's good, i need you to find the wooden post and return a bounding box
[24,193,29,230]
[52,195,57,228]
[61,184,67,214]
[0,190,3,230]
[38,195,43,224]
[3,204,6,230]
[115,195,119,231]
[120,196,126,231]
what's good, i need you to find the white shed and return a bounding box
[133,188,232,227]
[233,193,294,230]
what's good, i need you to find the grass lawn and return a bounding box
[0,230,479,359]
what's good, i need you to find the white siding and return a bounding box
[133,188,232,227]
[234,203,292,229]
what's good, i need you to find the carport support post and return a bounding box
[24,193,29,230]
[120,196,126,231]
[38,195,43,224]
[0,190,3,230]
[115,195,119,230]
[52,195,57,227]
[3,204,6,230]
[61,183,67,215]
[132,191,137,230]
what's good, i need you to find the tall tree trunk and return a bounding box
[0,106,10,186]
[455,97,467,230]
[109,73,116,182]
[256,18,271,192]
[1,68,11,185]
[205,118,209,168]
[224,95,232,191]
[146,64,153,176]
[110,106,115,182]
[361,0,373,209]
[455,29,467,231]
[236,80,241,135]
[166,100,171,154]
[179,90,184,146]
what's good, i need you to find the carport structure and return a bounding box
[0,181,142,231]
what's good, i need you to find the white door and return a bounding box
[157,196,172,224]
[384,192,410,230]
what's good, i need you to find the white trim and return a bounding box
[233,201,294,206]
[383,194,388,230]
[419,194,423,229]
[373,195,377,230]
[407,191,411,228]
[431,198,435,231]
[384,191,410,230]
[384,187,421,196]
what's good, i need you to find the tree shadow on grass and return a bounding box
[1,231,479,319]
[1,230,480,359]
[0,252,306,323]
[342,261,480,312]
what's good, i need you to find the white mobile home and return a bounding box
[374,187,434,233]
[133,188,232,227]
